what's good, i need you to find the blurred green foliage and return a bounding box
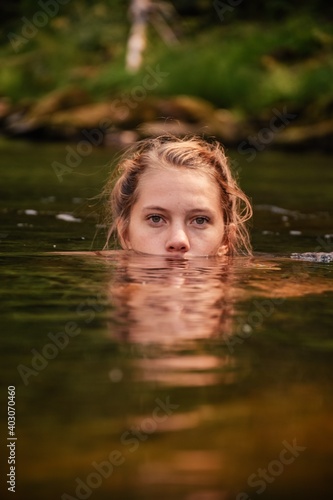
[0,1,333,119]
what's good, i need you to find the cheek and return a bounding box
[124,212,149,250]
[209,224,226,251]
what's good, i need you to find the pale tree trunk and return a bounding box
[126,0,152,73]
[126,0,179,73]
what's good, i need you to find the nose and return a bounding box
[166,226,190,254]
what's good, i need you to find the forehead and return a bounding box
[136,166,222,209]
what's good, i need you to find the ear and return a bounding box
[217,244,228,256]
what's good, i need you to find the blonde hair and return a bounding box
[103,135,252,255]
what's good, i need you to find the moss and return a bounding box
[1,9,333,121]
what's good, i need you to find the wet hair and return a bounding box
[103,134,253,255]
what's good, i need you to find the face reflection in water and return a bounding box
[104,251,333,351]
[107,253,235,345]
[103,251,333,394]
[9,250,333,499]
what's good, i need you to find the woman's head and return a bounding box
[104,135,252,257]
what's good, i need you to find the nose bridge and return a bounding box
[166,220,190,252]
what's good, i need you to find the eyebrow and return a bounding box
[142,206,216,215]
[142,206,169,212]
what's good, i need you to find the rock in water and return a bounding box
[291,252,333,263]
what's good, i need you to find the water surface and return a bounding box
[1,140,333,499]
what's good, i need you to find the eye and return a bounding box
[147,215,164,224]
[193,216,209,225]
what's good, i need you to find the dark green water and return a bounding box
[1,139,333,500]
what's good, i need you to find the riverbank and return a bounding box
[1,87,333,152]
[1,11,333,150]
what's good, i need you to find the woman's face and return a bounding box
[123,166,227,258]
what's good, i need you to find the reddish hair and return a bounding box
[103,135,252,255]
